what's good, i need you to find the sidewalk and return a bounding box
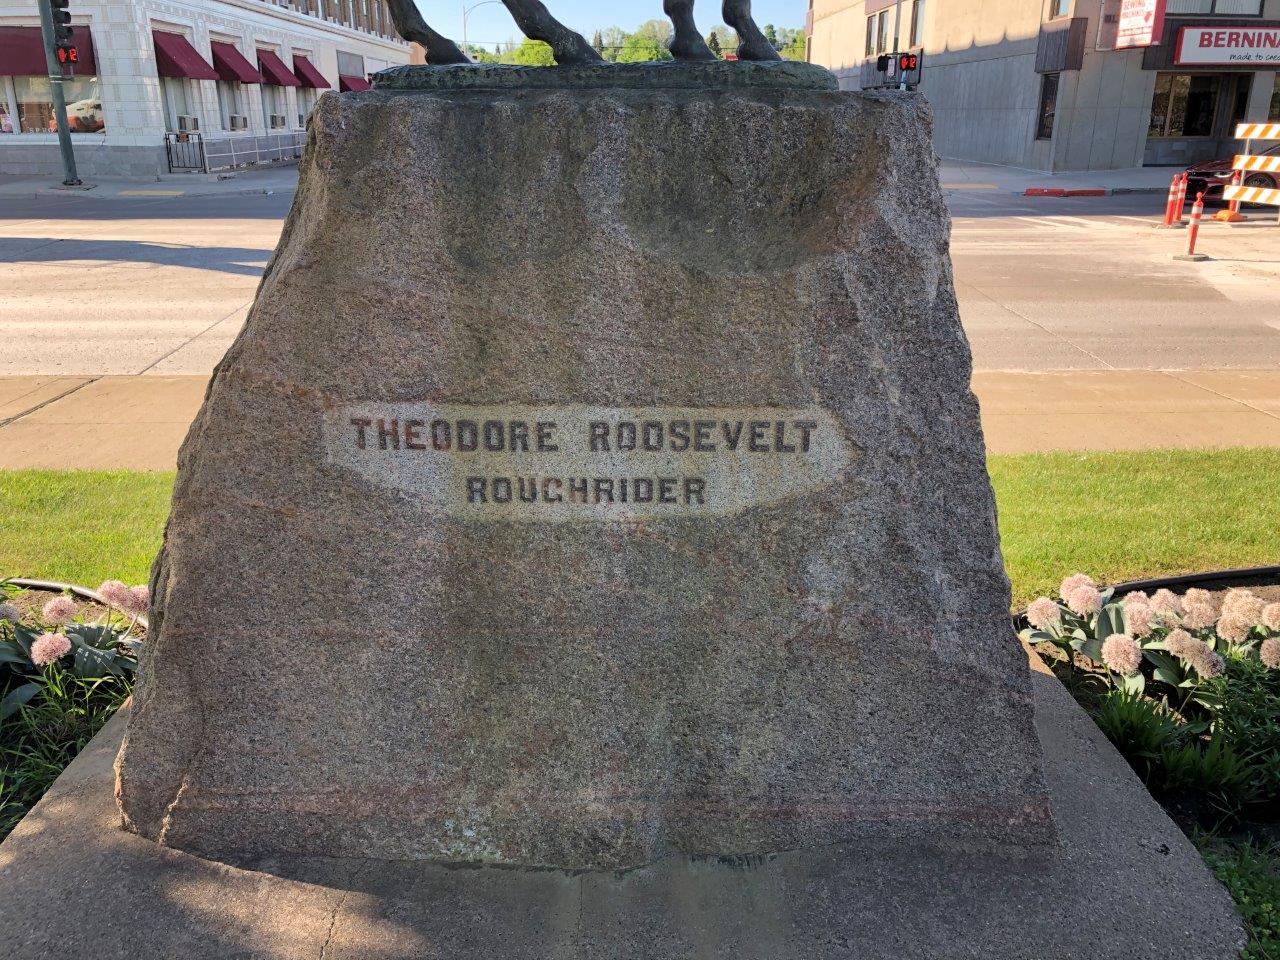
[0,164,299,201]
[3,371,1280,470]
[940,159,1178,196]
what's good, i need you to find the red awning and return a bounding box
[257,49,300,87]
[292,54,330,89]
[339,74,371,92]
[0,25,98,76]
[153,31,218,81]
[210,40,261,84]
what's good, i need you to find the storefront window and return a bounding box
[1271,75,1280,121]
[1165,0,1261,12]
[296,86,317,127]
[217,80,245,131]
[0,86,14,134]
[865,16,875,56]
[876,10,889,53]
[909,0,925,46]
[1149,73,1220,138]
[161,76,200,133]
[1036,73,1059,140]
[13,76,104,133]
[261,83,285,128]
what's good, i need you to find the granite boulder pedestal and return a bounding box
[0,62,1245,959]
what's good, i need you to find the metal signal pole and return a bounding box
[37,0,80,186]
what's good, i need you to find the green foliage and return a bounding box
[1211,657,1280,804]
[707,30,722,57]
[615,21,674,63]
[779,33,808,61]
[1090,692,1184,779]
[1197,837,1280,960]
[0,668,130,841]
[1158,737,1261,812]
[763,23,778,47]
[505,39,555,66]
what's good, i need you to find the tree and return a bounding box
[707,30,722,58]
[600,26,628,61]
[591,30,604,56]
[709,23,736,57]
[616,31,672,63]
[505,38,556,66]
[779,30,807,61]
[763,23,778,48]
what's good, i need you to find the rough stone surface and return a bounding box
[0,657,1245,959]
[373,60,839,91]
[117,84,1052,870]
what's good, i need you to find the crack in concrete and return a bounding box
[0,376,100,429]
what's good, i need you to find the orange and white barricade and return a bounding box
[1223,123,1280,224]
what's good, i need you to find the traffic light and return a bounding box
[50,0,73,47]
[898,52,919,72]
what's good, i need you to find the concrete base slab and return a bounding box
[1173,253,1211,261]
[0,653,1244,959]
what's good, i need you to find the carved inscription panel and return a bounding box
[323,404,852,521]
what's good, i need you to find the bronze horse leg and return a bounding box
[384,0,470,64]
[723,0,781,61]
[664,0,716,61]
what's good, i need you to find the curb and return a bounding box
[26,185,293,201]
[1023,186,1167,198]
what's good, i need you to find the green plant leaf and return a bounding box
[1153,667,1183,688]
[1121,673,1147,696]
[72,644,123,679]
[1,682,40,720]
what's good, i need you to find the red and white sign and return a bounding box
[1115,0,1165,50]
[1175,26,1280,65]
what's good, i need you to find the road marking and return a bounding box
[119,189,184,197]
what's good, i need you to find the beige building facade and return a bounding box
[807,0,1280,170]
[0,0,410,177]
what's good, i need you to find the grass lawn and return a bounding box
[3,450,1280,603]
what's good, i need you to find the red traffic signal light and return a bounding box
[898,52,919,72]
[56,44,79,65]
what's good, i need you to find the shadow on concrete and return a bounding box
[0,236,270,277]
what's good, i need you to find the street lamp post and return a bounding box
[461,0,502,57]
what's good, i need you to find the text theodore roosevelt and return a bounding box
[347,415,821,507]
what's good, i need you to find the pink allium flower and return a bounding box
[1125,602,1156,637]
[1221,590,1264,624]
[41,595,77,625]
[1181,602,1218,631]
[1066,586,1102,617]
[1027,597,1061,630]
[1101,633,1143,676]
[1060,573,1096,598]
[122,585,150,617]
[1187,647,1225,680]
[1149,589,1182,616]
[30,632,71,667]
[1261,603,1280,633]
[1183,588,1213,608]
[1124,591,1150,607]
[1216,612,1253,644]
[0,602,20,624]
[1261,637,1280,670]
[97,580,131,610]
[1164,629,1197,659]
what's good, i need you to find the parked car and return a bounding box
[1185,143,1280,201]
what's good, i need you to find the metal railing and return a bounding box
[164,131,206,172]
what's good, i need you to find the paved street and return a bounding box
[2,181,1279,466]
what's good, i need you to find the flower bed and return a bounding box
[0,579,146,840]
[1023,575,1280,959]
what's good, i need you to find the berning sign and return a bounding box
[1175,26,1280,64]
